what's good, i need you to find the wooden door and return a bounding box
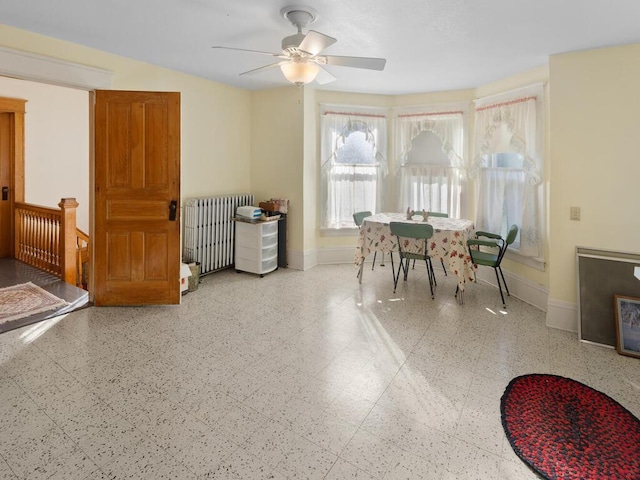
[0,98,25,259]
[94,90,180,305]
[0,113,12,258]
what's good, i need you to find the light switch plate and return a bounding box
[570,206,580,221]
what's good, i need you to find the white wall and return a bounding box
[0,76,89,231]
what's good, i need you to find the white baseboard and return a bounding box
[545,298,578,332]
[316,246,356,266]
[474,268,548,312]
[287,249,318,271]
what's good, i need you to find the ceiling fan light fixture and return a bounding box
[280,61,319,86]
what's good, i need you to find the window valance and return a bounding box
[395,111,465,171]
[320,111,388,176]
[471,88,543,185]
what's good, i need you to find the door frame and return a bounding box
[0,49,112,300]
[0,97,26,258]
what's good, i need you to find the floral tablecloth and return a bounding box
[354,212,476,291]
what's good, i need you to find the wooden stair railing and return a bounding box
[76,228,89,290]
[14,198,86,288]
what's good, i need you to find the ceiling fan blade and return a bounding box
[318,55,386,71]
[239,62,286,76]
[212,46,285,58]
[298,30,337,56]
[314,66,337,85]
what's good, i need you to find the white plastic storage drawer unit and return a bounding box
[235,219,278,276]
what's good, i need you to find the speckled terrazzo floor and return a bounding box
[0,263,638,479]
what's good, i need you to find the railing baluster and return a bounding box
[13,199,80,284]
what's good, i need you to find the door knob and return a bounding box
[169,200,177,221]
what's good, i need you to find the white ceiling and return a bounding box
[1,0,640,95]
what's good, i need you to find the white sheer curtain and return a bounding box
[400,165,460,216]
[471,88,543,257]
[395,111,465,217]
[320,110,387,229]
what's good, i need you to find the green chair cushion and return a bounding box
[470,249,499,267]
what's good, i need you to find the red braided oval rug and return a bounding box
[501,374,640,480]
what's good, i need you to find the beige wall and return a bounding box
[250,87,304,262]
[302,86,317,257]
[548,44,640,304]
[0,76,90,231]
[0,24,252,206]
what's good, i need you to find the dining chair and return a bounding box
[353,211,389,277]
[389,222,436,298]
[412,211,449,276]
[467,224,519,308]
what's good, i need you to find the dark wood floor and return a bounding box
[0,258,90,333]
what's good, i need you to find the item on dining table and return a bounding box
[422,210,430,221]
[406,207,414,220]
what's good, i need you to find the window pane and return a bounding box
[407,131,449,165]
[477,167,523,248]
[335,131,376,165]
[326,164,378,229]
[481,152,524,169]
[400,130,460,215]
[320,113,386,230]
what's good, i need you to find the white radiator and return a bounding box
[183,194,254,274]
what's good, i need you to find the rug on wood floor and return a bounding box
[0,282,68,326]
[501,373,640,479]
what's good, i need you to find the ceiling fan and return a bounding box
[212,5,386,86]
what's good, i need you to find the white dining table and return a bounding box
[354,212,476,294]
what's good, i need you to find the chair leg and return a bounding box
[498,266,510,296]
[455,284,464,304]
[357,262,364,284]
[397,254,405,277]
[379,252,385,267]
[403,258,410,281]
[431,258,437,287]
[372,252,377,271]
[424,258,434,299]
[494,268,506,308]
[392,254,403,293]
[441,259,447,276]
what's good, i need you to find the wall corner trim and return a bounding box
[546,298,578,332]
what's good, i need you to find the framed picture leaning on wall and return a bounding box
[613,294,640,359]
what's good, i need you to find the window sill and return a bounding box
[320,227,359,237]
[504,249,546,271]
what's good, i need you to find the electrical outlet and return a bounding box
[570,206,580,221]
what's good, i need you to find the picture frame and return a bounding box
[613,294,640,359]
